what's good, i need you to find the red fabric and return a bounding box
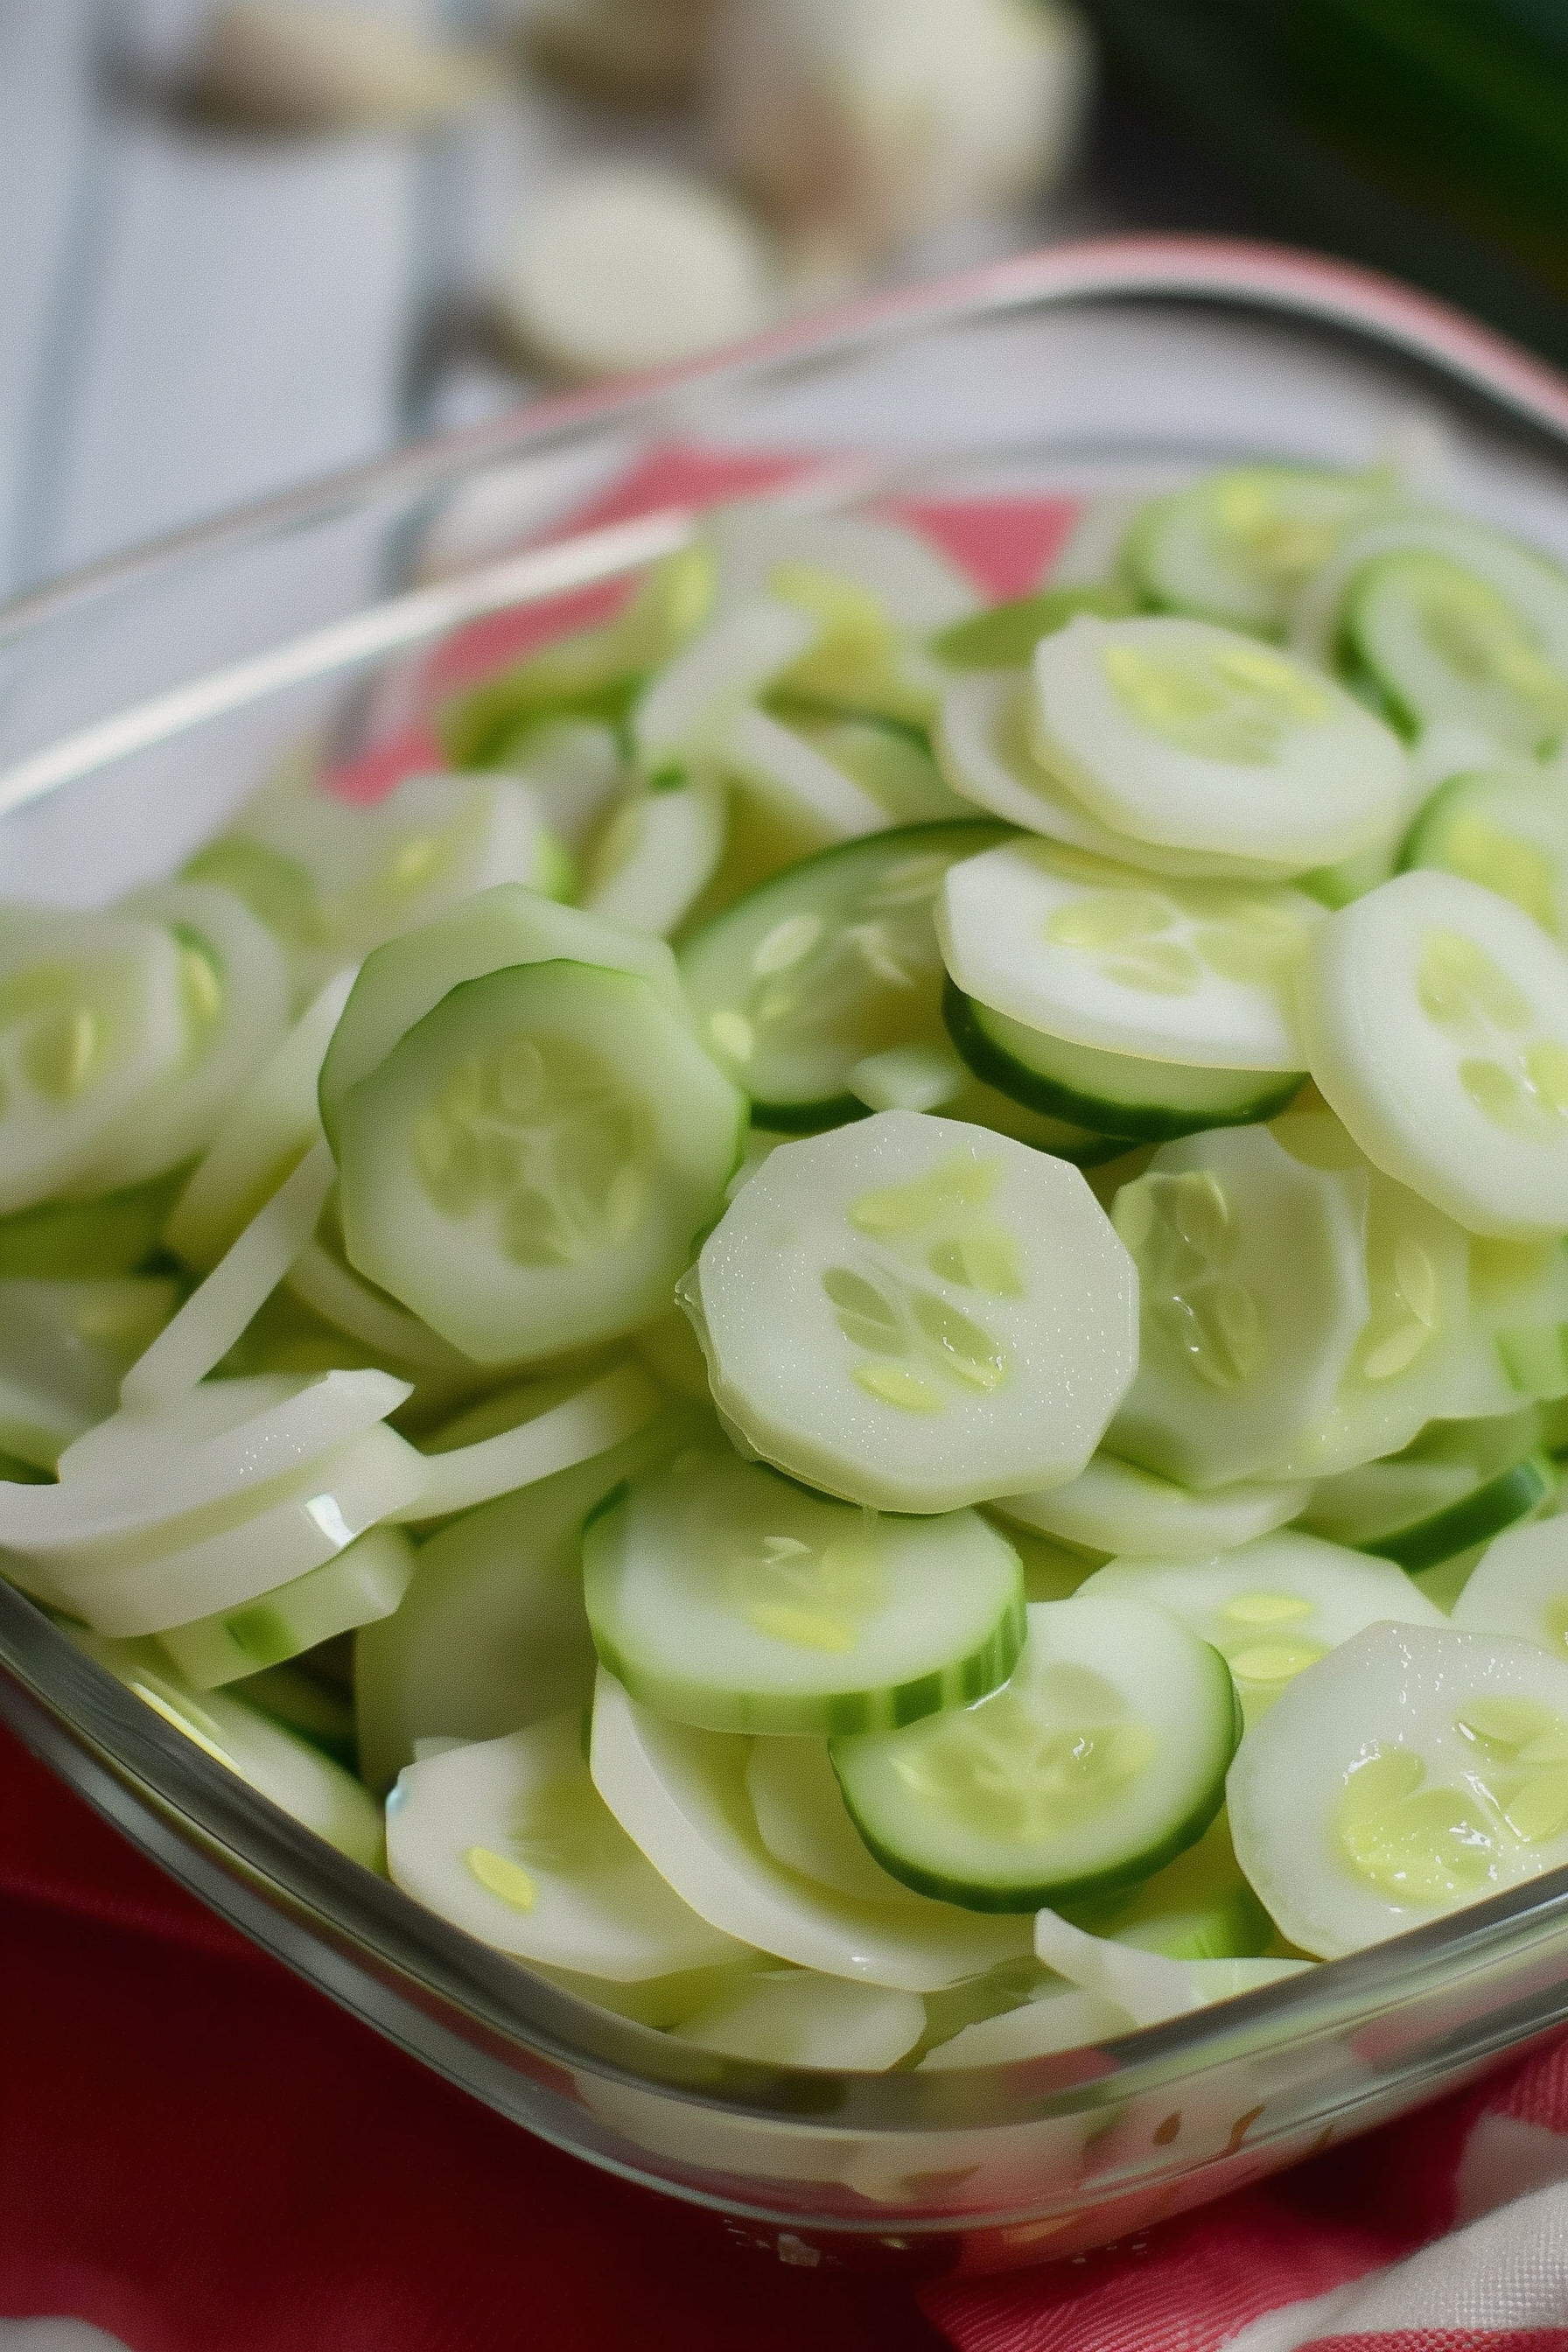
[0,1723,948,2352]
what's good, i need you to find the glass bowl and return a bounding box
[6,235,1568,2282]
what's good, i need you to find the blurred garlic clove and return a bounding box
[524,0,724,108]
[497,163,778,381]
[710,0,1095,265]
[186,4,496,133]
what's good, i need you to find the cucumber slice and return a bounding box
[337,960,744,1365]
[287,1207,478,1378]
[318,885,685,1149]
[1228,1620,1568,1956]
[745,1734,923,1901]
[1295,868,1568,1238]
[0,913,189,1212]
[581,780,727,935]
[157,1522,415,1688]
[74,882,292,1194]
[74,1628,384,1869]
[1452,1516,1568,1657]
[166,967,356,1270]
[849,1038,970,1116]
[1082,1531,1445,1724]
[934,672,1298,879]
[589,1668,1034,1989]
[1302,1412,1555,1573]
[1458,1235,1568,1413]
[996,1452,1308,1558]
[670,1970,925,2072]
[945,1073,1127,1168]
[0,1276,178,1468]
[1031,616,1405,869]
[1126,466,1390,634]
[686,1110,1138,1514]
[1032,1908,1306,2027]
[1340,551,1568,754]
[932,586,1133,670]
[1403,762,1568,944]
[751,570,944,730]
[678,821,1005,1130]
[633,598,819,778]
[1059,1810,1273,1959]
[830,1595,1238,1912]
[355,1404,695,1792]
[1107,1124,1371,1488]
[388,1712,749,1978]
[944,983,1300,1142]
[1294,512,1568,682]
[583,1442,1025,1736]
[938,838,1320,1070]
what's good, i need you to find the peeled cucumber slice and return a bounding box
[355,1404,696,1792]
[938,837,1320,1070]
[1107,1123,1371,1488]
[1403,762,1568,946]
[669,1969,925,2072]
[157,1522,415,1688]
[678,821,1004,1130]
[1452,1516,1568,1657]
[590,1669,1034,1989]
[1031,616,1405,869]
[1126,466,1390,634]
[1228,1620,1568,1956]
[1082,1531,1445,1724]
[1295,868,1568,1238]
[583,1441,1025,1736]
[74,1628,384,1869]
[685,1110,1138,1514]
[336,960,744,1364]
[318,885,685,1148]
[388,1712,750,1978]
[995,1452,1309,1558]
[830,1595,1238,1912]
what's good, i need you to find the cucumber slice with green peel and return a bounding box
[943,982,1301,1142]
[1107,1124,1371,1489]
[1403,763,1568,943]
[677,821,1006,1130]
[355,1404,697,1793]
[318,885,685,1151]
[938,838,1321,1071]
[1295,868,1568,1240]
[1294,511,1568,679]
[74,883,292,1196]
[1452,1516,1568,1658]
[633,598,820,778]
[1032,1907,1307,2027]
[72,1628,384,1869]
[1340,551,1568,755]
[157,1522,415,1688]
[686,1110,1138,1515]
[932,585,1134,670]
[846,1040,1119,1166]
[1227,1620,1568,1957]
[996,1452,1309,1559]
[0,1166,186,1278]
[829,1595,1239,1913]
[1082,1532,1446,1725]
[581,780,727,935]
[583,1442,1026,1737]
[670,1970,926,2072]
[782,714,972,826]
[589,1668,1034,1989]
[0,913,190,1213]
[1302,1410,1555,1572]
[1059,1810,1273,1960]
[388,1712,749,1978]
[745,1735,922,1902]
[945,1074,1126,1168]
[1126,466,1390,634]
[337,960,744,1366]
[0,1276,179,1468]
[200,769,557,990]
[934,672,1298,879]
[1030,616,1406,869]
[166,967,356,1270]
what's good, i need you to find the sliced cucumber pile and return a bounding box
[15,466,1568,2070]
